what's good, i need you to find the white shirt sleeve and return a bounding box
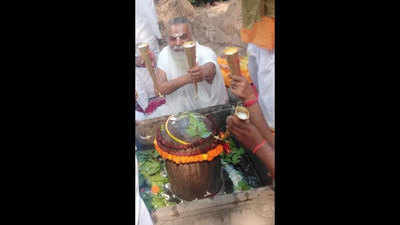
[135,69,149,111]
[247,43,275,129]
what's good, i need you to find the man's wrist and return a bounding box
[184,73,192,85]
[242,94,257,102]
[242,84,259,104]
[252,139,267,154]
[244,96,258,108]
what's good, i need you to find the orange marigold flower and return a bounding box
[151,185,160,194]
[185,156,189,162]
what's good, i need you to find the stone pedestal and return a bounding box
[152,187,274,225]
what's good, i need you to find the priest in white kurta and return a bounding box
[155,17,228,115]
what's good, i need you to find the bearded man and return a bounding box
[155,17,228,115]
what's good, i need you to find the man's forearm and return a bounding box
[158,74,190,95]
[248,102,275,148]
[255,143,275,180]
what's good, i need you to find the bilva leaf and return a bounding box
[185,113,211,138]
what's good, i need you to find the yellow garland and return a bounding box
[154,138,223,164]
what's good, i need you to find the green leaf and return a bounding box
[151,149,160,158]
[140,192,155,212]
[185,113,211,138]
[140,160,161,177]
[238,180,250,191]
[147,173,168,187]
[152,194,169,209]
[139,173,147,187]
[221,137,246,165]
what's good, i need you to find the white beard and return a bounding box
[168,47,190,77]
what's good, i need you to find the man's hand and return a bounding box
[201,63,216,84]
[229,74,256,102]
[148,51,156,67]
[136,50,156,68]
[135,56,145,67]
[226,115,265,151]
[188,64,204,83]
[227,115,275,180]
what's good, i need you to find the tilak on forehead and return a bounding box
[171,33,184,38]
[169,24,190,38]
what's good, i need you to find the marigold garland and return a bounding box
[154,138,223,164]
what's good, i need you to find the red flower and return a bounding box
[223,142,231,154]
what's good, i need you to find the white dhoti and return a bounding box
[247,43,275,129]
[157,43,229,115]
